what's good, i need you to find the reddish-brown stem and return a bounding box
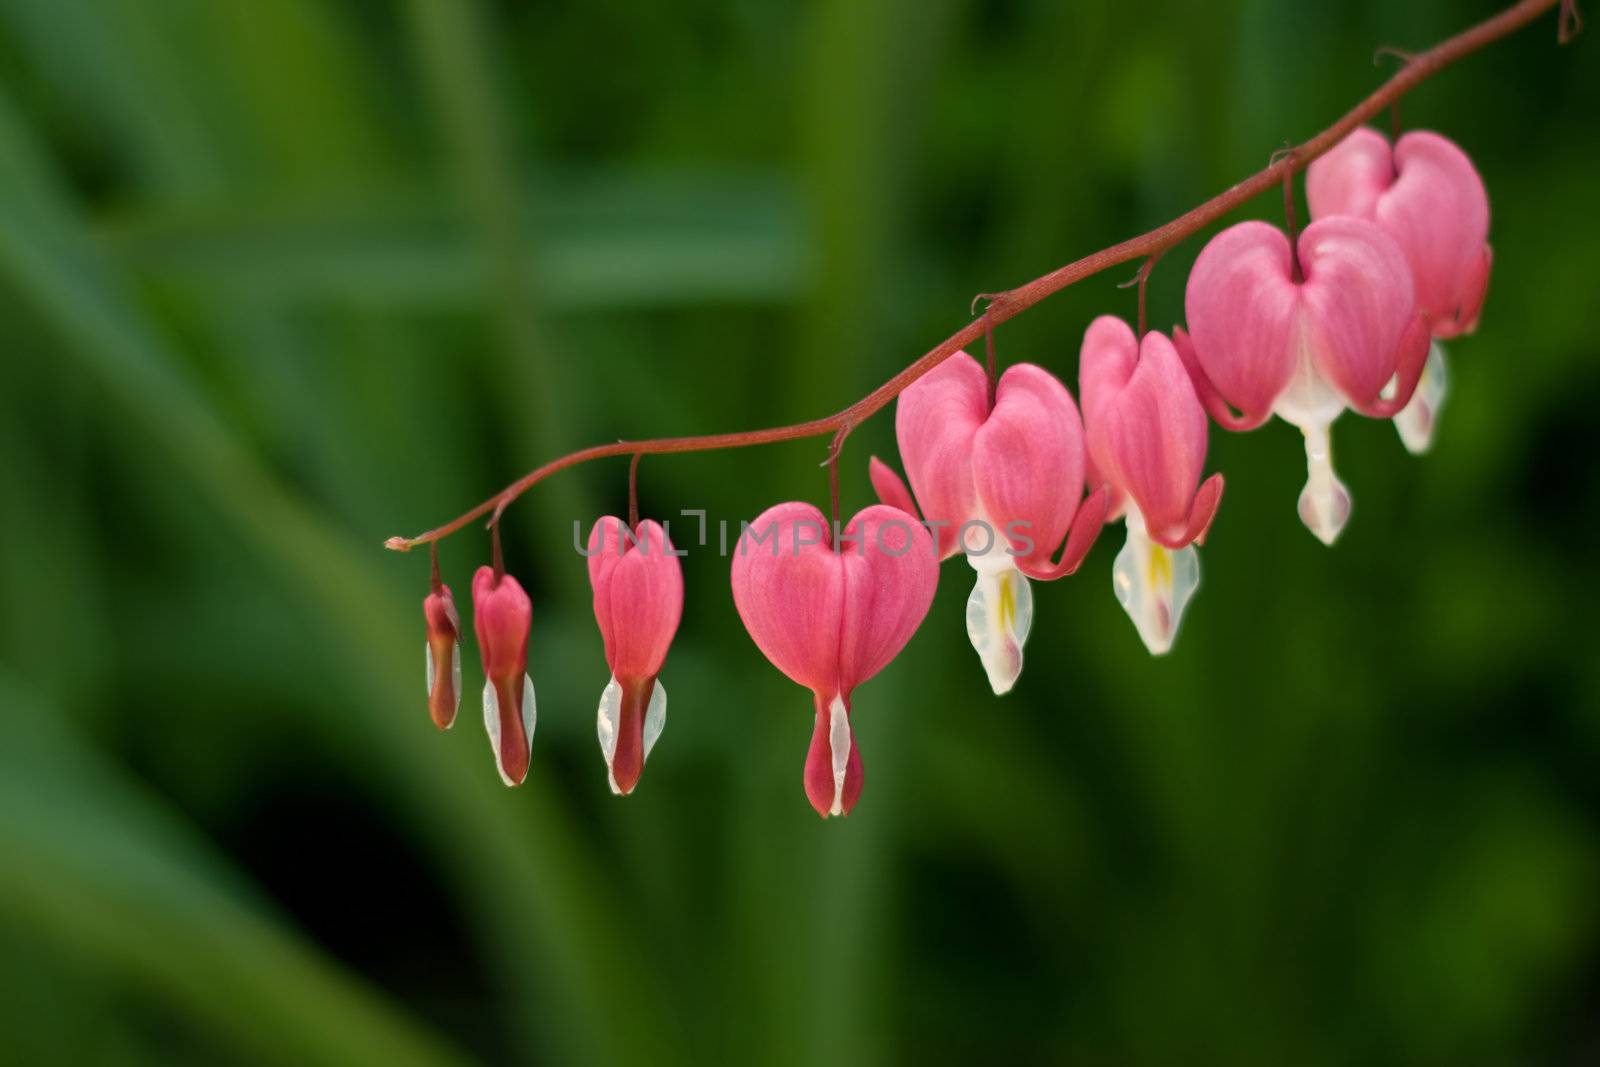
[1560,0,1583,43]
[826,424,850,525]
[429,540,443,594]
[628,452,641,530]
[983,312,998,408]
[1135,255,1158,338]
[385,0,1565,553]
[1280,155,1304,282]
[490,520,505,583]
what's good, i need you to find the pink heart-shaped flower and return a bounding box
[1184,216,1429,422]
[730,502,937,817]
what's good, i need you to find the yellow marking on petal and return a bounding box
[997,570,1016,631]
[1148,543,1172,595]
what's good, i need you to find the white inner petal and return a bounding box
[1111,507,1200,656]
[449,644,461,717]
[482,680,508,785]
[828,694,851,817]
[964,548,1031,695]
[1394,341,1448,455]
[643,680,667,761]
[481,675,536,787]
[1293,421,1352,546]
[597,675,622,793]
[519,672,537,742]
[425,641,435,697]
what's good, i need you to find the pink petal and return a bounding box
[1306,126,1394,220]
[835,505,939,690]
[1016,485,1111,581]
[1171,326,1273,433]
[868,455,920,519]
[1380,132,1490,334]
[587,517,683,681]
[1081,324,1208,544]
[1184,221,1301,420]
[895,351,989,558]
[1442,242,1492,339]
[971,363,1084,569]
[1152,472,1225,551]
[1297,216,1417,409]
[1352,313,1433,420]
[729,502,842,694]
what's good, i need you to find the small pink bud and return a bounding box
[587,517,684,796]
[423,584,461,730]
[471,565,536,786]
[730,503,937,818]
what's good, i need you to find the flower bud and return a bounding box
[423,584,461,730]
[588,517,683,795]
[471,565,536,786]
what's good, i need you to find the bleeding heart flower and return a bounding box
[472,565,536,786]
[730,503,937,818]
[587,516,684,796]
[1079,315,1225,654]
[423,581,461,730]
[868,353,1108,694]
[1180,216,1431,545]
[1307,127,1491,453]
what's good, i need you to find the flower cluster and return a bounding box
[414,125,1491,819]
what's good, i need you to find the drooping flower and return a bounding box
[587,516,684,796]
[472,565,536,786]
[1079,316,1225,654]
[1180,217,1431,545]
[730,503,937,818]
[1307,127,1492,453]
[868,354,1108,694]
[423,581,461,730]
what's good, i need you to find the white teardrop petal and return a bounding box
[827,694,851,817]
[1111,511,1200,656]
[449,643,461,718]
[597,675,622,794]
[964,558,1031,695]
[519,672,536,743]
[1295,421,1352,546]
[482,680,505,783]
[642,680,667,762]
[425,641,436,697]
[482,675,536,787]
[1394,341,1448,455]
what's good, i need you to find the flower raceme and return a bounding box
[423,582,462,730]
[1307,127,1493,453]
[587,517,683,796]
[1079,317,1225,654]
[1179,216,1431,545]
[869,354,1108,695]
[472,565,536,786]
[730,504,938,818]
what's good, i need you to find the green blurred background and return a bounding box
[1,1,1596,1064]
